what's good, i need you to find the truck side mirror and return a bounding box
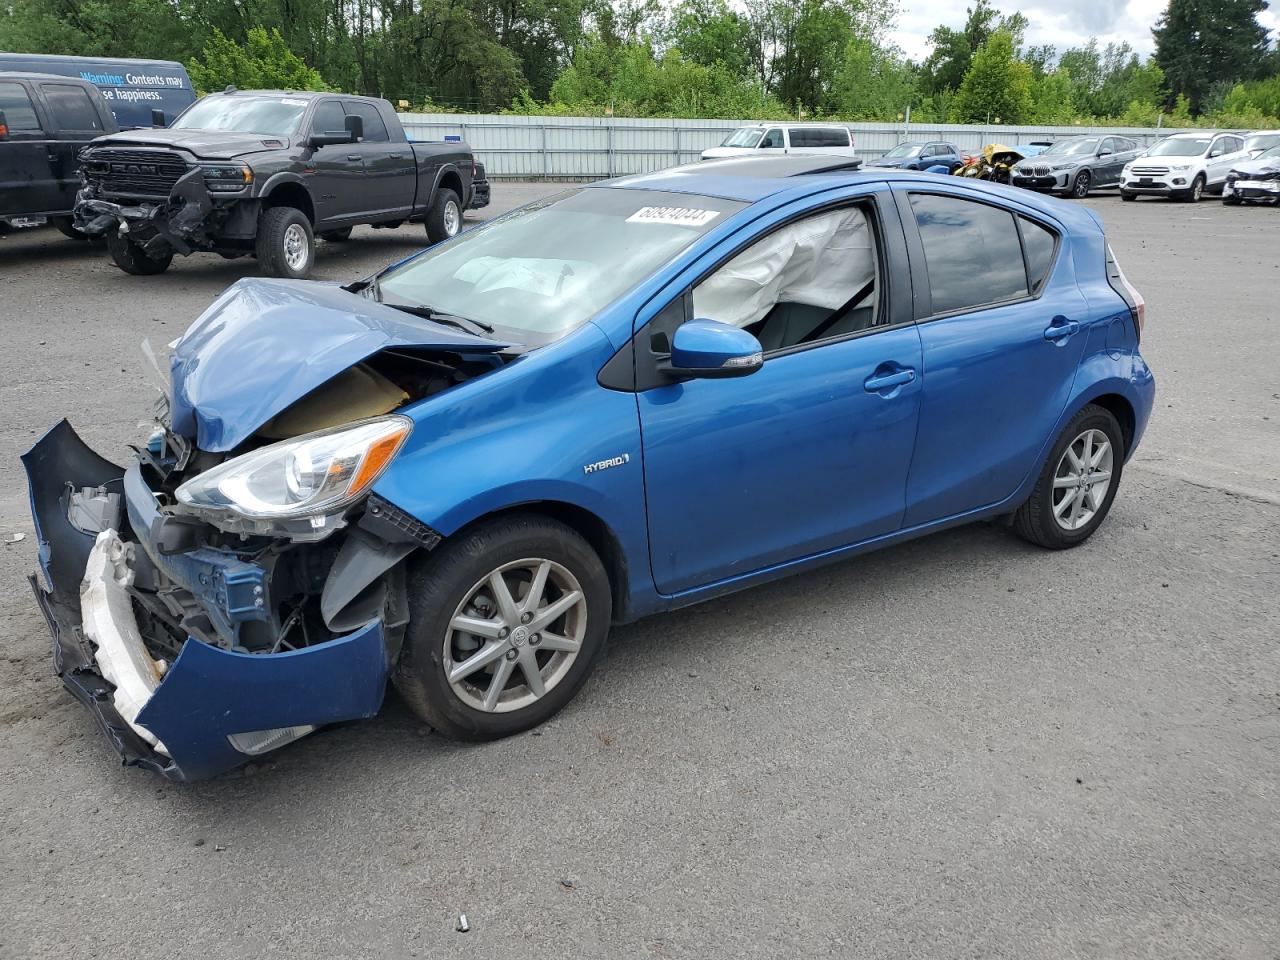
[0,110,8,141]
[344,114,363,142]
[151,109,166,128]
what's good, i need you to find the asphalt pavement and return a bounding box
[1,184,1277,960]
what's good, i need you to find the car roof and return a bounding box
[596,156,1104,233]
[0,70,98,83]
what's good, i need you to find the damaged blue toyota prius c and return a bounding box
[24,156,1155,780]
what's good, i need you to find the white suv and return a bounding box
[1120,131,1251,201]
[701,124,858,160]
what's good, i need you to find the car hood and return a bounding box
[1231,155,1280,177]
[89,127,291,160]
[866,157,908,167]
[168,279,509,452]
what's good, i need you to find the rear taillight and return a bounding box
[1105,244,1145,339]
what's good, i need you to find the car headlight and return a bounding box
[199,162,253,192]
[1050,163,1075,172]
[175,416,412,524]
[1167,163,1193,171]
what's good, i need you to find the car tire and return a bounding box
[1012,404,1125,550]
[319,226,354,242]
[1183,175,1206,203]
[106,232,173,275]
[256,206,314,279]
[1120,190,1137,201]
[393,513,612,741]
[424,187,462,244]
[1222,193,1242,206]
[52,216,92,241]
[1070,170,1091,198]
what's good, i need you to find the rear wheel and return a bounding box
[1069,170,1092,199]
[1013,404,1125,550]
[106,232,173,275]
[425,187,462,244]
[393,514,611,740]
[256,206,314,278]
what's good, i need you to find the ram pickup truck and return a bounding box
[74,89,490,278]
[0,71,118,235]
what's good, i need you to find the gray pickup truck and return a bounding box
[74,89,489,277]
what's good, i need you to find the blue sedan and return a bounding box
[25,155,1155,779]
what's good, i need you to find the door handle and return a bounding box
[1044,316,1080,341]
[347,154,361,161]
[864,367,916,393]
[387,152,404,159]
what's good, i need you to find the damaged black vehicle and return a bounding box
[73,89,489,278]
[1221,145,1280,205]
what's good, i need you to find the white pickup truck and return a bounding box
[701,123,858,160]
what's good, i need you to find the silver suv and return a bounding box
[1011,135,1144,198]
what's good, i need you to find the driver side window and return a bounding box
[759,128,784,149]
[310,100,347,136]
[689,204,881,353]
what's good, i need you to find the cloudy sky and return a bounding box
[887,0,1280,62]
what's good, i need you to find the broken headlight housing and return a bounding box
[175,416,411,533]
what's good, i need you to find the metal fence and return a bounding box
[398,113,1177,180]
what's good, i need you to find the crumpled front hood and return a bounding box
[1231,156,1280,178]
[90,127,289,160]
[169,279,508,452]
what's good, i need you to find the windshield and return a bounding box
[1245,133,1280,153]
[171,96,308,136]
[884,143,922,158]
[1258,145,1280,160]
[1148,137,1211,157]
[721,128,764,148]
[1042,138,1099,157]
[375,188,746,345]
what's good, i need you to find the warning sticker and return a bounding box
[625,206,721,227]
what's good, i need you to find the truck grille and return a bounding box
[84,148,191,199]
[1130,165,1170,176]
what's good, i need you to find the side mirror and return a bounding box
[151,108,166,128]
[0,109,8,141]
[1098,148,1112,157]
[666,319,763,379]
[344,114,363,141]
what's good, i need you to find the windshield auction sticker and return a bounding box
[626,206,721,227]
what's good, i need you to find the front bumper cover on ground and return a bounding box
[23,421,392,781]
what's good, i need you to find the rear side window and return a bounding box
[792,127,848,147]
[344,101,388,142]
[39,83,104,131]
[0,82,41,131]
[1019,217,1058,293]
[909,194,1028,314]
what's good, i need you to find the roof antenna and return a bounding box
[224,84,237,94]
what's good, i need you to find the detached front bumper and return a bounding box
[1223,177,1280,201]
[23,422,393,781]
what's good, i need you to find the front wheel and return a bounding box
[1069,170,1091,199]
[106,232,173,275]
[1012,404,1125,550]
[1183,175,1205,203]
[1120,190,1137,202]
[393,514,611,740]
[424,187,462,244]
[52,216,92,241]
[256,206,315,278]
[1222,193,1242,206]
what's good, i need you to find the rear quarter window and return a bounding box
[1019,217,1058,293]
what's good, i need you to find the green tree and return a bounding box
[1153,0,1271,113]
[919,0,1023,96]
[0,0,191,61]
[665,0,756,78]
[1029,68,1076,123]
[188,27,327,93]
[949,30,1032,123]
[831,37,915,120]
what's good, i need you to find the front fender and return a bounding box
[370,322,654,600]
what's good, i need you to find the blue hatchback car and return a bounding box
[25,155,1154,779]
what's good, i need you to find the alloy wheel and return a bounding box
[283,223,309,271]
[1052,428,1114,531]
[443,558,587,713]
[1073,171,1091,198]
[443,199,461,237]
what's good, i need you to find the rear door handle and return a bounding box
[864,367,916,393]
[1044,316,1080,341]
[347,154,362,161]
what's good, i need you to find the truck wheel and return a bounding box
[393,513,611,741]
[256,206,314,279]
[107,233,173,275]
[425,188,462,244]
[320,227,353,242]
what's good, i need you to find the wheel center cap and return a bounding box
[511,626,529,647]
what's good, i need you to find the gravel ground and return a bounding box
[0,184,1277,960]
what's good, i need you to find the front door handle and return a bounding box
[1044,316,1080,341]
[347,154,362,161]
[387,152,404,159]
[864,367,916,393]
